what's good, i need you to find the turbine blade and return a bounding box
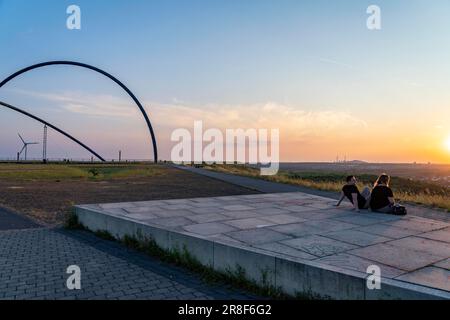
[19,145,26,155]
[18,133,25,144]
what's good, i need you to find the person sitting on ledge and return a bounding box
[370,173,396,213]
[335,175,371,212]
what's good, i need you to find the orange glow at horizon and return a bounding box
[278,126,450,164]
[445,136,450,152]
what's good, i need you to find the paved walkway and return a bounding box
[175,166,450,223]
[175,165,320,194]
[77,192,450,298]
[0,207,39,231]
[0,227,257,300]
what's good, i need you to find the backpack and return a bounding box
[392,204,407,216]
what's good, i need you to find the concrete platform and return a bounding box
[75,192,450,300]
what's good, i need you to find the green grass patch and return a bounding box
[0,164,89,180]
[0,163,165,181]
[79,165,163,180]
[94,230,116,241]
[64,212,86,230]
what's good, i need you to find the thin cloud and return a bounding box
[15,89,368,141]
[12,90,139,118]
[149,100,368,139]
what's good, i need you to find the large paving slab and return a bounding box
[418,228,450,243]
[316,253,406,278]
[75,192,450,300]
[348,243,444,271]
[434,259,450,270]
[322,229,392,247]
[395,267,450,292]
[281,235,358,257]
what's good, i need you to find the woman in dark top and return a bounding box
[335,176,371,212]
[370,174,395,213]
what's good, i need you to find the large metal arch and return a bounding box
[0,61,158,163]
[0,100,106,162]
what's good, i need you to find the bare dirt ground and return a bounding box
[0,165,258,226]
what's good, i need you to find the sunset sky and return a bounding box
[1,0,450,163]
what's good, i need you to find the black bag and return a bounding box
[392,204,407,216]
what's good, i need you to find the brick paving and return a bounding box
[0,227,257,300]
[0,207,39,231]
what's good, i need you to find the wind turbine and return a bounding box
[18,133,39,161]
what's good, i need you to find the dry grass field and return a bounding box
[202,164,450,212]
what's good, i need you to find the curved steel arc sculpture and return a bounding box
[0,61,158,163]
[0,100,106,162]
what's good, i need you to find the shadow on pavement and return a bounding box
[0,207,40,231]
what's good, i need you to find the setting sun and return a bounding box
[445,136,450,152]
